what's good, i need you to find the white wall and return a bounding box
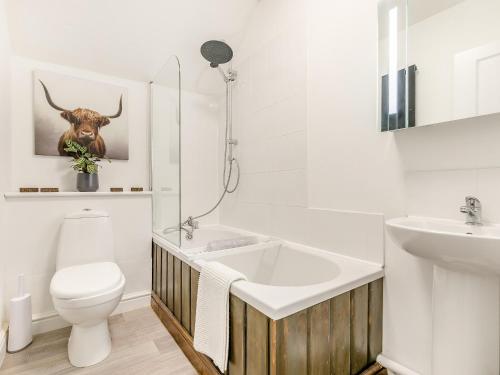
[307,2,434,373]
[10,57,150,191]
[0,0,11,355]
[1,57,153,330]
[219,0,385,265]
[2,196,152,320]
[220,0,489,374]
[398,114,500,223]
[180,90,220,226]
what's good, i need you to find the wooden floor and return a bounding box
[0,307,197,375]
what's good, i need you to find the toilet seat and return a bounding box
[51,262,123,300]
[51,262,125,310]
[52,276,125,310]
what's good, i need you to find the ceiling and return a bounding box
[378,0,466,38]
[6,0,258,94]
[408,0,466,25]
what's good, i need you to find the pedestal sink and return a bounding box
[387,216,500,375]
[386,216,500,275]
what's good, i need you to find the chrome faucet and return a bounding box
[460,196,482,225]
[162,216,199,240]
[182,216,199,240]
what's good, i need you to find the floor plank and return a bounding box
[0,307,197,375]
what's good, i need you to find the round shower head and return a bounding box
[201,40,233,67]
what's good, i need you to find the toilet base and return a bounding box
[68,319,111,367]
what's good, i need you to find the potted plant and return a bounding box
[64,140,110,192]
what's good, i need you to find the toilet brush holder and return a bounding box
[7,274,33,353]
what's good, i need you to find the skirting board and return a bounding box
[377,354,421,375]
[32,290,151,335]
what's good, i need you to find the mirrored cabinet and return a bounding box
[378,0,500,131]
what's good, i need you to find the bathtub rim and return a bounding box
[154,232,384,320]
[194,240,384,320]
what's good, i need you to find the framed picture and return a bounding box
[33,70,129,160]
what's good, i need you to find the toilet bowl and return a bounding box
[49,210,125,367]
[51,262,125,367]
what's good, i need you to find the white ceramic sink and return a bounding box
[386,216,500,275]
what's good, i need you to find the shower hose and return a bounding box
[182,80,240,226]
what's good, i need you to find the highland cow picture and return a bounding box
[33,70,129,160]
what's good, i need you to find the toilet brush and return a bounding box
[7,274,33,352]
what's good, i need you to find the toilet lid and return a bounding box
[50,262,123,300]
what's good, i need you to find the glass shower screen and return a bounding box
[150,56,181,247]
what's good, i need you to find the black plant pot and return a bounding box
[77,173,99,192]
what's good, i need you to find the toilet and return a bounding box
[49,209,125,367]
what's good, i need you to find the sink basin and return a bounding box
[386,216,500,275]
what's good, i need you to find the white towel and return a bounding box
[193,261,247,372]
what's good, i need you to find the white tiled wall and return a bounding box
[399,114,500,224]
[220,0,500,373]
[219,0,385,265]
[406,167,500,224]
[220,0,309,237]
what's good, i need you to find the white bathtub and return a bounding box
[195,241,384,320]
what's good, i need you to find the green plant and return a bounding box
[63,140,110,174]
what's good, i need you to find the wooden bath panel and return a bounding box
[152,242,384,375]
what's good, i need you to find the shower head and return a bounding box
[201,40,233,68]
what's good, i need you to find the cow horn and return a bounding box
[105,95,123,119]
[39,80,69,112]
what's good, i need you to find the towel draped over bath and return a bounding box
[193,260,247,372]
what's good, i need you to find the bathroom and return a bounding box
[1,0,500,374]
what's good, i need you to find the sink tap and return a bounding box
[460,196,482,225]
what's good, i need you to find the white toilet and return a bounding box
[49,209,125,367]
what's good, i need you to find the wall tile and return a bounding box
[270,169,307,207]
[219,0,381,269]
[269,205,309,244]
[305,209,384,265]
[405,169,477,221]
[238,172,274,204]
[272,131,307,171]
[271,93,307,137]
[396,115,500,172]
[231,203,272,235]
[477,168,500,223]
[239,139,273,174]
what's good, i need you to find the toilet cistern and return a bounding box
[460,196,482,225]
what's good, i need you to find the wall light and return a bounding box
[388,6,398,115]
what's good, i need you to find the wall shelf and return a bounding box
[3,191,153,199]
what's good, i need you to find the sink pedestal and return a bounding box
[386,216,500,372]
[433,266,499,375]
